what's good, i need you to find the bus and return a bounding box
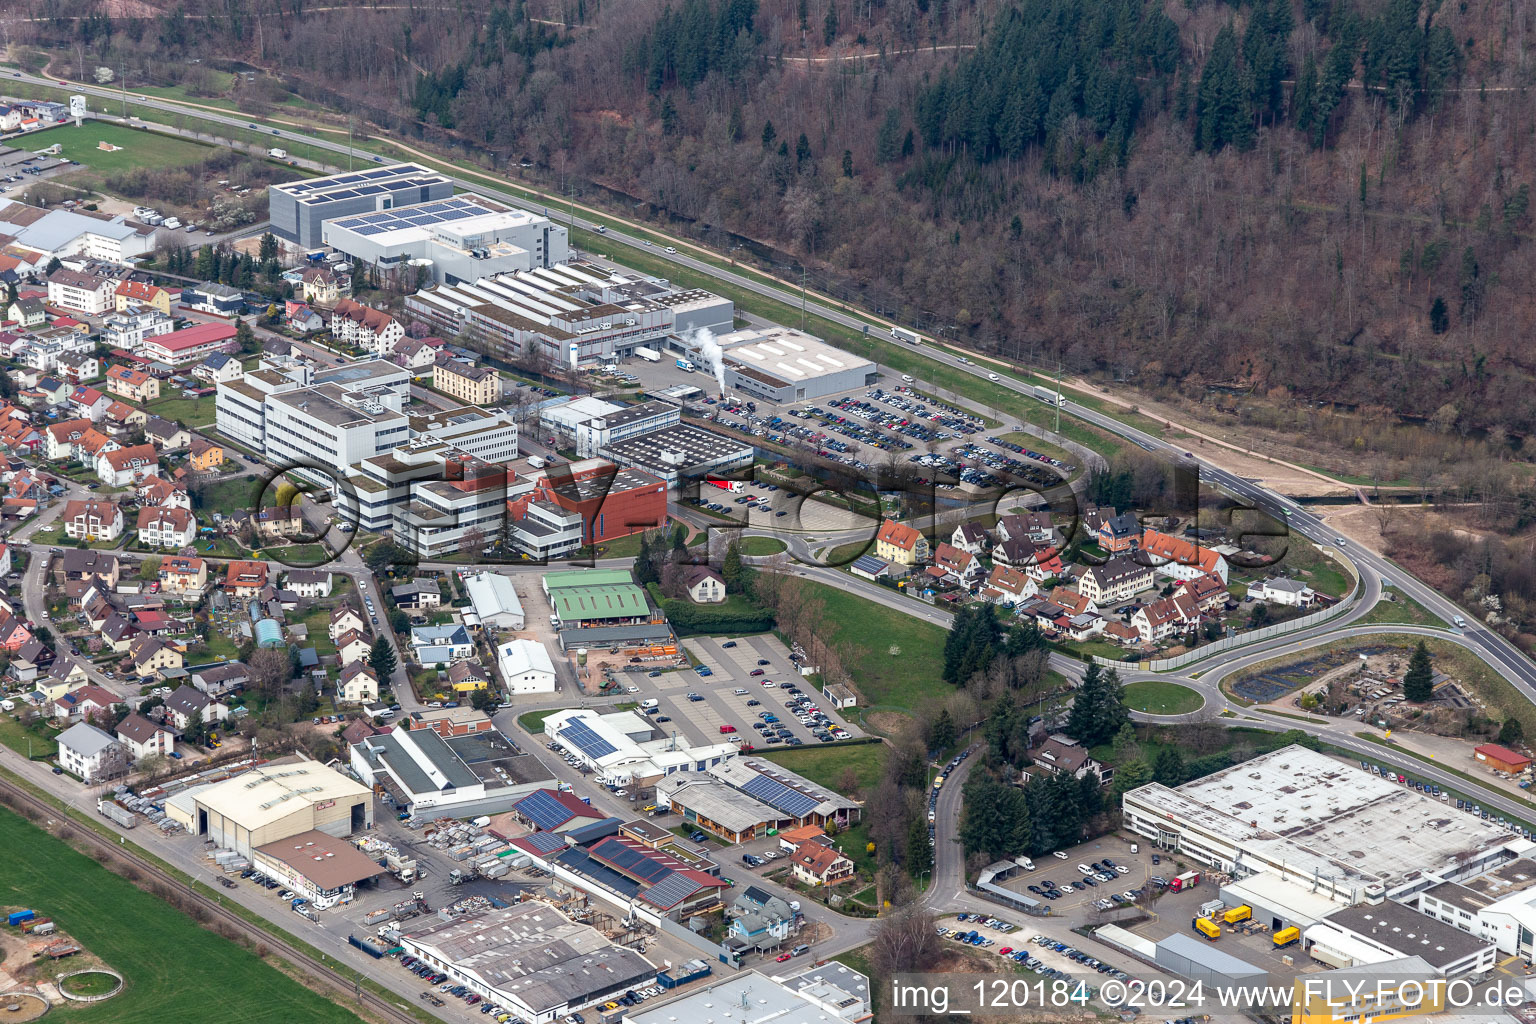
[891,327,921,346]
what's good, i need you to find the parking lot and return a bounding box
[935,912,1145,984]
[997,834,1158,917]
[622,634,863,748]
[682,479,876,534]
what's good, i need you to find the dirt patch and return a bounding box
[0,909,116,1007]
[863,710,911,736]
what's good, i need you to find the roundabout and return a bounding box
[1121,680,1204,716]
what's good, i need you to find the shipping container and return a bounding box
[1273,927,1300,948]
[1192,917,1221,941]
[1222,905,1252,924]
[348,934,387,959]
[7,910,35,926]
[97,799,138,829]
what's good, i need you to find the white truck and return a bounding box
[268,147,288,160]
[1032,385,1066,407]
[633,346,661,362]
[891,326,921,345]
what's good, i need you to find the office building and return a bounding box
[268,163,454,247]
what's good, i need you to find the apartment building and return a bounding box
[433,358,500,405]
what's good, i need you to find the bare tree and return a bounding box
[249,647,292,700]
[870,904,940,978]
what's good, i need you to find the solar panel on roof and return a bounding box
[644,873,705,908]
[355,225,385,236]
[521,830,567,854]
[742,773,820,817]
[517,789,580,832]
[561,720,616,759]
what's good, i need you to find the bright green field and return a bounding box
[19,122,214,173]
[795,579,946,712]
[738,536,788,556]
[0,806,364,1023]
[760,742,885,794]
[1121,680,1205,715]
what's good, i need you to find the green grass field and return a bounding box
[518,709,561,735]
[193,474,265,513]
[20,121,214,173]
[0,806,365,1024]
[760,742,886,796]
[1121,680,1205,715]
[0,715,59,759]
[143,393,218,428]
[738,536,788,556]
[1356,589,1446,628]
[795,580,946,712]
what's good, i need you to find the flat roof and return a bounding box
[192,758,371,830]
[1323,901,1492,967]
[253,829,386,890]
[715,325,874,382]
[1220,871,1355,924]
[659,776,780,833]
[270,382,404,427]
[628,967,870,1024]
[1126,745,1520,890]
[1462,857,1536,902]
[602,424,753,469]
[1421,880,1492,914]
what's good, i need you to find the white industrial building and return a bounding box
[624,964,871,1024]
[269,163,455,247]
[0,200,156,262]
[1123,746,1527,905]
[539,396,623,447]
[398,903,655,1024]
[321,194,569,283]
[496,638,556,694]
[463,571,526,630]
[572,401,679,459]
[184,758,374,857]
[543,708,738,788]
[350,726,554,818]
[1304,900,1497,976]
[700,326,878,404]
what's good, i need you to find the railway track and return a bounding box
[0,774,423,1024]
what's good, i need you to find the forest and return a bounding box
[15,0,1536,441]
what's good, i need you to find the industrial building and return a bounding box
[250,830,386,910]
[653,288,735,337]
[601,424,754,487]
[0,200,156,262]
[653,755,865,842]
[542,569,651,628]
[1306,900,1496,976]
[508,460,668,549]
[1122,745,1526,904]
[496,638,557,694]
[186,758,373,857]
[573,401,679,459]
[398,902,655,1024]
[542,708,738,788]
[1151,933,1267,994]
[349,726,554,818]
[700,326,878,404]
[623,965,871,1024]
[268,163,455,247]
[462,571,526,630]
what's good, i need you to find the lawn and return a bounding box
[518,708,561,735]
[193,474,265,513]
[793,580,947,712]
[298,603,338,657]
[0,715,59,759]
[738,536,788,556]
[21,121,215,173]
[261,543,330,567]
[1356,589,1446,628]
[143,393,218,427]
[760,742,886,796]
[0,806,366,1024]
[186,629,240,664]
[1121,680,1205,715]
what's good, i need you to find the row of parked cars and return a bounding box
[1025,859,1130,900]
[1026,934,1132,981]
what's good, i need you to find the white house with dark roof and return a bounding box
[56,722,127,782]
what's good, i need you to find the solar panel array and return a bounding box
[516,789,581,832]
[590,838,672,883]
[519,830,568,854]
[643,872,706,909]
[742,773,820,818]
[560,719,617,760]
[332,197,488,236]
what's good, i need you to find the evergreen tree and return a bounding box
[369,634,398,680]
[1111,759,1151,797]
[258,231,279,262]
[1064,663,1129,747]
[959,773,1031,860]
[1194,23,1254,152]
[905,813,931,873]
[1498,717,1525,746]
[841,149,853,177]
[761,119,776,150]
[927,708,956,753]
[795,132,812,169]
[875,109,903,164]
[1153,747,1187,786]
[1429,296,1449,334]
[1403,641,1434,701]
[721,540,744,589]
[635,533,659,585]
[1110,721,1140,763]
[943,605,1001,685]
[822,0,838,45]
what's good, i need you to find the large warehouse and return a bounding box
[350,725,555,818]
[399,903,655,1024]
[542,708,738,788]
[250,830,385,910]
[269,163,454,247]
[187,758,374,857]
[700,326,878,404]
[320,194,569,283]
[1123,746,1528,904]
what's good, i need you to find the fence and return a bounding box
[1094,557,1362,673]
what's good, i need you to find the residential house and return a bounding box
[188,437,224,472]
[1077,556,1155,606]
[56,722,127,782]
[253,505,304,539]
[1131,592,1202,644]
[389,579,441,609]
[1047,586,1097,617]
[337,663,379,705]
[448,660,492,693]
[179,281,244,316]
[137,475,190,510]
[191,662,249,697]
[727,886,799,952]
[982,565,1039,607]
[1139,529,1230,585]
[164,685,228,731]
[51,683,121,724]
[285,301,324,334]
[68,386,110,422]
[1104,621,1141,646]
[7,295,45,327]
[283,569,332,598]
[682,565,726,604]
[137,506,197,549]
[329,298,404,355]
[391,337,442,370]
[143,416,190,451]
[47,268,116,315]
[130,635,184,677]
[101,400,145,433]
[998,511,1057,547]
[1097,513,1141,554]
[874,518,928,566]
[114,280,174,315]
[788,839,854,887]
[1255,577,1316,607]
[951,522,990,556]
[328,605,366,642]
[335,630,372,667]
[409,624,473,667]
[61,499,124,541]
[434,359,500,405]
[55,549,120,588]
[54,352,100,384]
[0,611,31,652]
[223,560,268,597]
[1176,572,1229,613]
[191,352,243,384]
[116,712,175,761]
[1022,736,1112,787]
[300,266,341,307]
[76,427,118,465]
[101,306,174,349]
[933,542,981,585]
[96,443,159,487]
